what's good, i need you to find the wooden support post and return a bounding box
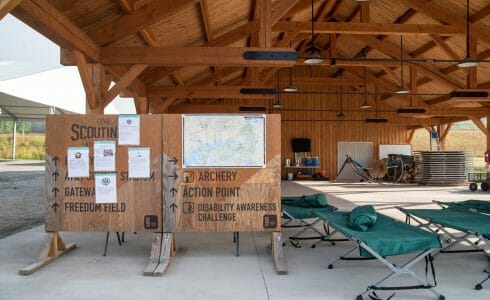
[19,232,76,275]
[271,232,287,275]
[134,96,149,114]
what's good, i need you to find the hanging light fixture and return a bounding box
[337,71,345,119]
[395,35,410,94]
[272,71,283,108]
[284,43,298,92]
[360,66,371,109]
[304,0,324,64]
[458,0,478,68]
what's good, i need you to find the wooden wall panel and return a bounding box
[45,115,162,232]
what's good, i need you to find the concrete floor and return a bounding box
[1,181,489,299]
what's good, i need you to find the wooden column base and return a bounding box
[143,232,176,276]
[19,232,76,275]
[271,232,287,275]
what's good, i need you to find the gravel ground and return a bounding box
[0,160,44,238]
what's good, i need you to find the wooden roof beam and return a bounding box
[199,0,213,41]
[0,0,23,20]
[147,86,276,99]
[470,4,490,24]
[12,0,100,61]
[116,0,134,14]
[98,47,296,66]
[273,22,464,35]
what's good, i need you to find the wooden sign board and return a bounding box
[45,115,162,232]
[162,114,281,232]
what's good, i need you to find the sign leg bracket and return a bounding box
[271,232,287,275]
[143,232,176,276]
[19,232,76,275]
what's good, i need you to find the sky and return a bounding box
[0,14,135,114]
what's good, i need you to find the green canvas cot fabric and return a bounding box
[442,200,490,214]
[281,193,328,208]
[348,205,377,231]
[282,204,336,220]
[314,210,441,257]
[400,207,490,238]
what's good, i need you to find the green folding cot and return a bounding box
[433,199,490,214]
[314,210,444,300]
[399,206,490,290]
[281,194,348,248]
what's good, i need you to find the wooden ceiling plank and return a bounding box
[398,0,490,44]
[99,47,296,66]
[72,50,98,109]
[0,0,23,20]
[88,0,200,45]
[470,4,490,24]
[430,34,459,60]
[101,64,148,108]
[13,0,100,61]
[273,21,464,35]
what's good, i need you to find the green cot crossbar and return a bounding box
[400,207,490,239]
[434,200,490,214]
[314,211,441,257]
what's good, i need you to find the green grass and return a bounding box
[0,134,45,160]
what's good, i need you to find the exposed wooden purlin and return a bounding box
[398,0,490,45]
[148,86,276,99]
[117,0,133,14]
[13,0,100,61]
[430,34,459,60]
[73,50,99,110]
[310,0,341,45]
[134,96,149,114]
[360,1,369,23]
[259,0,272,48]
[88,0,199,45]
[381,66,401,86]
[471,4,490,24]
[139,28,159,47]
[139,0,300,85]
[101,64,148,108]
[273,21,464,35]
[407,129,415,144]
[19,232,76,275]
[0,0,23,20]
[470,117,487,136]
[199,0,213,41]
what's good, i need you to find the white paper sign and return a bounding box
[94,141,116,171]
[67,147,89,178]
[118,114,140,145]
[128,148,150,178]
[95,173,117,203]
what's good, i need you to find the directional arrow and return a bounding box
[168,157,178,165]
[170,187,177,197]
[169,172,178,180]
[170,203,177,213]
[52,171,59,180]
[52,187,59,197]
[50,201,60,212]
[52,156,59,166]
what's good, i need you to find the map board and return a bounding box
[163,114,281,233]
[45,115,162,232]
[182,115,265,168]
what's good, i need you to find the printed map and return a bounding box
[183,115,265,167]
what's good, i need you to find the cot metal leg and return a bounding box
[103,232,110,256]
[121,232,125,243]
[235,232,239,257]
[116,232,122,245]
[327,246,358,269]
[475,269,490,290]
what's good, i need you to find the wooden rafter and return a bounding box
[0,0,23,20]
[470,4,490,24]
[430,34,459,60]
[117,0,133,14]
[199,0,213,41]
